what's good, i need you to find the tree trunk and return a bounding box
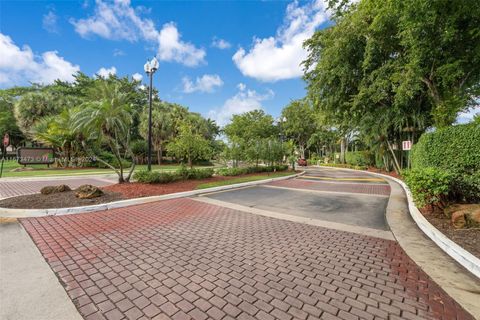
[188,156,192,168]
[340,138,346,164]
[387,140,401,174]
[157,148,161,165]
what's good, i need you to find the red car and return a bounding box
[297,158,307,166]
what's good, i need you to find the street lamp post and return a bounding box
[144,57,159,171]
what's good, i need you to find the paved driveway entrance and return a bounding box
[19,167,474,320]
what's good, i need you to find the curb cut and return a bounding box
[0,172,303,218]
[314,166,480,280]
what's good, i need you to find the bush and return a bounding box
[134,168,214,184]
[190,168,214,179]
[411,123,480,202]
[403,168,453,210]
[95,151,132,169]
[345,151,374,167]
[411,123,480,173]
[217,167,248,176]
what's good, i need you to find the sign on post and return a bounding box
[402,140,412,151]
[17,147,55,165]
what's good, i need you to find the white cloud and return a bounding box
[182,74,223,93]
[157,22,206,67]
[0,33,79,86]
[132,72,143,81]
[208,85,274,126]
[237,83,246,91]
[233,0,329,82]
[71,0,205,66]
[96,66,117,77]
[43,10,59,33]
[211,37,231,49]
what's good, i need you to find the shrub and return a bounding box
[345,151,374,167]
[403,168,453,210]
[411,123,480,173]
[134,168,214,183]
[217,165,289,176]
[188,168,215,179]
[411,123,480,202]
[95,151,132,169]
[217,167,248,176]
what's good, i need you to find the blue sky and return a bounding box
[0,0,331,126]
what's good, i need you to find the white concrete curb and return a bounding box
[315,166,480,279]
[0,172,304,218]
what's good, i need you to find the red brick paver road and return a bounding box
[21,198,472,320]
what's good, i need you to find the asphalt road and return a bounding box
[204,167,391,230]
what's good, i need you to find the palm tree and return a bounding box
[31,108,80,166]
[139,102,174,165]
[73,81,135,183]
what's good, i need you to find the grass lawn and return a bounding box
[0,160,216,178]
[196,171,296,189]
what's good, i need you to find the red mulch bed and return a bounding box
[102,172,285,199]
[423,212,480,259]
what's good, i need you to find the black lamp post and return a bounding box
[144,57,159,171]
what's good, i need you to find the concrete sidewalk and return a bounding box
[0,220,82,320]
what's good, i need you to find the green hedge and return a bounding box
[345,151,374,167]
[134,167,214,184]
[411,123,480,202]
[411,123,480,173]
[216,165,289,177]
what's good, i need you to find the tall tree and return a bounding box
[167,123,213,168]
[280,99,316,159]
[224,110,277,165]
[139,102,174,165]
[73,81,136,183]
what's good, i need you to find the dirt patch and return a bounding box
[424,213,480,259]
[0,190,124,209]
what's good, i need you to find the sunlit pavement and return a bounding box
[19,168,474,319]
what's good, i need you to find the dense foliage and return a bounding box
[0,73,220,182]
[134,167,215,184]
[403,168,453,210]
[411,123,480,174]
[411,123,480,202]
[216,165,289,177]
[303,0,480,173]
[345,151,374,167]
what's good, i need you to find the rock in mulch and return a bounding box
[446,204,480,229]
[40,184,72,195]
[75,184,104,199]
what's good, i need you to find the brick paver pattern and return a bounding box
[268,179,391,197]
[21,198,472,320]
[0,177,113,199]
